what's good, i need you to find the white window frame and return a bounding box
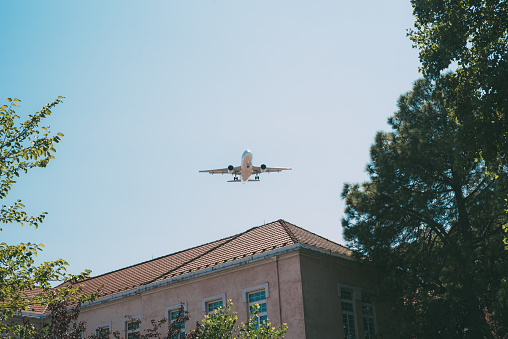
[242,283,269,302]
[94,322,111,338]
[337,283,361,300]
[202,293,226,313]
[166,303,187,338]
[123,315,141,339]
[242,283,269,328]
[338,284,359,339]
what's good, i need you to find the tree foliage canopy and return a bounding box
[0,98,94,335]
[342,79,508,338]
[409,0,508,166]
[188,301,287,339]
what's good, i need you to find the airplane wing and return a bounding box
[252,166,291,174]
[199,166,241,175]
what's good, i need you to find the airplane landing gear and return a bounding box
[255,175,259,180]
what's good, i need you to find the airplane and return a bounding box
[199,149,291,183]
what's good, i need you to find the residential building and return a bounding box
[22,220,389,338]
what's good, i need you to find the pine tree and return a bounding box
[342,79,508,338]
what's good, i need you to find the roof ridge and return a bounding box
[278,219,299,244]
[282,220,350,251]
[143,227,252,285]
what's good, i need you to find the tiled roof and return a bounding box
[21,287,48,314]
[66,220,351,304]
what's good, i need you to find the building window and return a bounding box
[242,283,269,328]
[96,326,109,338]
[248,290,268,328]
[169,309,186,338]
[94,322,111,339]
[362,294,375,339]
[166,303,187,339]
[202,293,226,314]
[124,318,140,339]
[341,288,356,339]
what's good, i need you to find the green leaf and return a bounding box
[57,96,65,99]
[57,132,64,137]
[6,98,12,102]
[0,105,7,109]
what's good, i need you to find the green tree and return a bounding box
[409,0,508,167]
[187,302,237,339]
[0,97,94,335]
[188,301,287,339]
[342,79,508,338]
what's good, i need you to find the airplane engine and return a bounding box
[260,164,267,173]
[228,165,234,174]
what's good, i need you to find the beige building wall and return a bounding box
[77,251,307,338]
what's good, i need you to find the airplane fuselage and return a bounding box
[199,150,290,182]
[241,149,253,182]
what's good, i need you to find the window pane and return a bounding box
[259,315,268,325]
[250,302,267,314]
[170,310,185,330]
[252,314,268,329]
[171,310,184,320]
[207,300,223,312]
[172,324,184,331]
[343,314,356,339]
[258,302,267,313]
[341,302,354,312]
[362,305,373,315]
[248,291,266,303]
[364,317,375,339]
[127,321,139,331]
[96,327,109,338]
[341,289,352,300]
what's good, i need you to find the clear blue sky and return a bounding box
[1,1,420,277]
